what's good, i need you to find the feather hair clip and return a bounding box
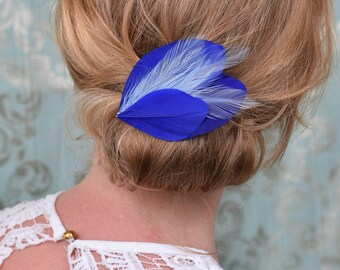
[116,37,255,141]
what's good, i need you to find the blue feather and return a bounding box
[116,37,254,141]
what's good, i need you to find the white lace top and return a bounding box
[0,191,224,269]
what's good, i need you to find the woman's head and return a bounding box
[54,0,334,192]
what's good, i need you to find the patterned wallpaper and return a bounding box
[0,1,339,269]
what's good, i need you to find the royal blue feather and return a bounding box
[116,37,252,141]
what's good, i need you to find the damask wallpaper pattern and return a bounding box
[0,1,339,269]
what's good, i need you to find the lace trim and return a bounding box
[68,242,222,270]
[0,192,224,269]
[0,192,64,265]
[44,192,67,239]
[69,240,211,254]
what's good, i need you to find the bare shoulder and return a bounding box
[0,193,68,270]
[1,241,68,270]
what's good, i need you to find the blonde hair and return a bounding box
[54,0,334,193]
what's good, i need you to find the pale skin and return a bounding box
[2,146,224,269]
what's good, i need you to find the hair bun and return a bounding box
[56,0,333,192]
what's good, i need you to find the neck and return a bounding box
[57,148,224,261]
